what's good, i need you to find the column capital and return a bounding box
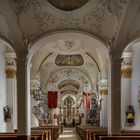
[30,79,40,95]
[5,52,17,79]
[99,79,108,96]
[121,56,132,78]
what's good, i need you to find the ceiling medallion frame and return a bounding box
[55,54,84,66]
[47,0,90,11]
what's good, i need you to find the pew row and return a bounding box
[94,130,140,140]
[32,125,61,140]
[99,136,140,140]
[0,129,51,140]
[76,125,107,140]
[76,126,140,140]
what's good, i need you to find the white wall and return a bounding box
[0,43,7,131]
[131,44,140,130]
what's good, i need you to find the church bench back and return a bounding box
[99,136,140,140]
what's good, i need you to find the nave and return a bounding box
[58,128,81,140]
[0,0,140,140]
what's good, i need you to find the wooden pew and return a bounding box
[31,130,50,140]
[76,125,94,139]
[99,136,140,140]
[76,125,107,140]
[32,125,59,140]
[121,130,140,135]
[59,125,63,133]
[93,130,140,140]
[0,135,17,140]
[0,129,50,140]
[83,129,140,140]
[92,131,107,140]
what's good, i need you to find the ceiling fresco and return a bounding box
[55,54,84,66]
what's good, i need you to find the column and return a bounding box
[99,79,108,128]
[121,52,132,129]
[30,79,40,127]
[16,54,31,140]
[5,51,17,131]
[108,58,122,134]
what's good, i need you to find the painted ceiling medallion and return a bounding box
[47,0,89,11]
[55,54,84,66]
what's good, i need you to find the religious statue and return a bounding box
[126,105,135,126]
[3,106,11,122]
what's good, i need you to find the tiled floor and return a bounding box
[58,127,81,140]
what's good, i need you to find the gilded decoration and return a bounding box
[99,79,108,96]
[5,69,16,79]
[100,89,108,96]
[5,61,16,79]
[121,59,132,78]
[121,68,132,78]
[47,0,89,11]
[55,54,84,66]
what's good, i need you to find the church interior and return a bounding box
[0,0,140,140]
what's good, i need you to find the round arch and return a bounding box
[45,67,93,92]
[122,37,140,54]
[28,31,110,61]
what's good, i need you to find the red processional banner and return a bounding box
[83,92,91,109]
[48,91,58,108]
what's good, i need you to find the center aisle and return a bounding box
[58,127,81,140]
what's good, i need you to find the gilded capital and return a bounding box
[99,79,108,96]
[5,52,16,79]
[30,79,40,95]
[121,58,132,78]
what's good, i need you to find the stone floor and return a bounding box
[58,127,81,140]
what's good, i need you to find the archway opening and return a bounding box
[29,32,109,128]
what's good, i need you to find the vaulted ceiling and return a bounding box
[0,0,140,96]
